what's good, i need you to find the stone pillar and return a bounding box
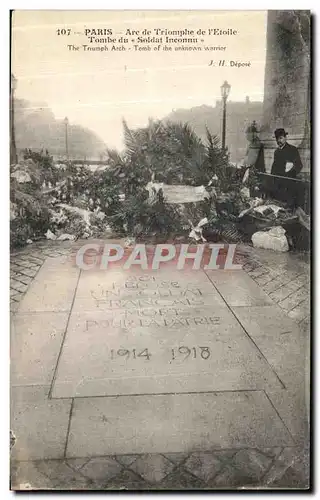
[260,10,310,176]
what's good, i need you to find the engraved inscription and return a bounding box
[110,348,152,360]
[104,346,211,362]
[171,346,211,360]
[85,315,220,329]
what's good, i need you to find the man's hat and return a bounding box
[274,128,288,139]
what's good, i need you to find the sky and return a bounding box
[12,10,267,151]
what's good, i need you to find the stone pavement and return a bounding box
[238,245,310,327]
[10,241,310,490]
[10,241,72,313]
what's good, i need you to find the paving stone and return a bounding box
[207,449,274,488]
[38,256,73,271]
[12,271,37,280]
[286,276,309,290]
[10,302,20,314]
[163,452,190,465]
[10,460,54,490]
[262,277,291,295]
[104,469,150,490]
[52,306,283,397]
[26,254,45,262]
[246,263,270,279]
[242,263,254,272]
[245,261,261,272]
[11,271,24,279]
[279,288,309,312]
[80,457,122,483]
[274,267,296,278]
[209,464,259,488]
[232,449,272,480]
[72,268,223,313]
[17,255,44,265]
[26,267,41,274]
[288,300,310,322]
[36,460,92,489]
[20,261,41,269]
[18,264,79,313]
[249,267,269,279]
[267,387,309,445]
[11,384,50,402]
[13,275,33,286]
[206,270,273,306]
[11,312,69,385]
[66,392,293,458]
[270,466,309,488]
[273,273,301,288]
[231,306,305,388]
[10,265,22,273]
[11,294,22,303]
[13,260,33,268]
[212,450,237,463]
[299,316,310,334]
[10,280,27,293]
[11,386,72,460]
[66,458,91,471]
[260,447,283,459]
[52,267,284,398]
[254,274,273,287]
[262,447,308,487]
[116,455,140,466]
[268,445,310,489]
[276,269,304,281]
[269,283,302,303]
[129,454,175,483]
[19,253,41,260]
[11,257,29,264]
[17,267,38,278]
[158,467,205,490]
[183,452,222,482]
[45,252,68,258]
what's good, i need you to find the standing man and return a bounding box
[271,128,303,178]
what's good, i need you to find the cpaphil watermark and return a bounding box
[73,243,243,271]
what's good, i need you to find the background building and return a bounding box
[166,97,263,165]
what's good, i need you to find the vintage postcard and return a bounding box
[10,10,310,490]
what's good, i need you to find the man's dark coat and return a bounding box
[271,142,303,178]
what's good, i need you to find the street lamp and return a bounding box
[64,117,69,160]
[10,74,17,165]
[220,80,231,150]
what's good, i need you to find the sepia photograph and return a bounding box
[10,9,310,491]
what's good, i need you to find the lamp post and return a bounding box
[10,74,17,165]
[64,117,69,160]
[220,80,231,151]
